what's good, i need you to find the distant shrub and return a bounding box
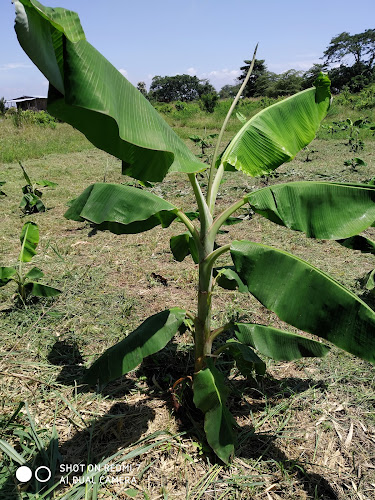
[11,109,57,128]
[154,103,173,114]
[199,92,219,113]
[0,97,6,115]
[175,100,186,111]
[335,85,375,110]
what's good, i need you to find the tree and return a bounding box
[237,59,267,97]
[323,30,375,68]
[136,81,148,97]
[266,69,303,98]
[219,84,241,98]
[322,30,375,92]
[149,74,215,102]
[302,64,327,89]
[0,97,6,115]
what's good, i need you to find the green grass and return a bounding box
[0,116,94,163]
[0,100,375,499]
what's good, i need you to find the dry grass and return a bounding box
[0,114,375,499]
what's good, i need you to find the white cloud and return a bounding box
[119,68,128,77]
[0,63,32,71]
[187,67,197,76]
[196,68,241,89]
[268,56,321,73]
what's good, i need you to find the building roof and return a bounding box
[7,96,47,103]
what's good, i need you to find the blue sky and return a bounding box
[1,0,374,100]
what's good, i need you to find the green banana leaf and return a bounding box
[365,269,375,291]
[221,73,330,176]
[0,181,6,196]
[170,232,199,263]
[19,222,39,263]
[14,0,204,182]
[337,236,375,291]
[234,323,330,361]
[222,339,266,376]
[64,183,178,234]
[247,181,375,239]
[231,240,375,363]
[25,267,44,280]
[213,267,248,292]
[193,359,236,464]
[84,308,186,386]
[20,193,45,213]
[0,267,17,287]
[25,282,61,297]
[337,235,375,254]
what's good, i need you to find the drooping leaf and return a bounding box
[213,267,248,292]
[64,183,179,234]
[36,179,58,187]
[365,269,375,290]
[24,282,61,297]
[247,181,375,239]
[231,240,375,363]
[221,73,330,177]
[222,339,266,376]
[170,232,199,263]
[193,359,236,464]
[19,222,39,263]
[0,267,17,287]
[20,193,46,213]
[337,235,375,254]
[222,216,244,226]
[236,112,247,124]
[25,267,44,280]
[234,323,330,361]
[84,308,186,386]
[14,0,204,182]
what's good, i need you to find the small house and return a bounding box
[7,96,48,111]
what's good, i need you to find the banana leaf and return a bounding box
[193,359,236,464]
[247,181,375,239]
[234,323,330,361]
[0,267,17,287]
[14,0,204,182]
[221,73,330,176]
[84,308,186,386]
[231,240,375,363]
[19,222,39,263]
[64,183,178,234]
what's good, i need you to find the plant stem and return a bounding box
[209,322,233,343]
[176,209,200,245]
[206,44,258,212]
[188,173,212,234]
[210,196,248,239]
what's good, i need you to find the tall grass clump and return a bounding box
[0,116,94,163]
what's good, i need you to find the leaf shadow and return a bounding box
[0,400,155,499]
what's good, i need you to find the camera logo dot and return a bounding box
[16,465,52,483]
[15,466,32,483]
[35,466,52,483]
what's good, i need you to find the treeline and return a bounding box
[137,30,375,105]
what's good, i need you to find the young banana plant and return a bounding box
[14,0,375,462]
[0,222,61,305]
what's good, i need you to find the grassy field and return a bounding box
[1,100,375,499]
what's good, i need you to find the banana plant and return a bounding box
[0,221,61,305]
[14,0,375,463]
[19,161,57,214]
